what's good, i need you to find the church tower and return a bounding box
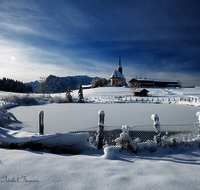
[110,55,126,86]
[118,55,122,74]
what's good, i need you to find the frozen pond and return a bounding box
[8,103,200,134]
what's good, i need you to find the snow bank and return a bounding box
[0,147,200,190]
[0,127,94,150]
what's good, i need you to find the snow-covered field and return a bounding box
[1,87,200,190]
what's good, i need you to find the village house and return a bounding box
[134,89,149,97]
[129,77,180,88]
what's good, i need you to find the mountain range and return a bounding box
[25,74,98,93]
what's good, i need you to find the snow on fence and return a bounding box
[71,123,199,152]
[32,110,200,154]
[1,109,200,154]
[86,95,200,106]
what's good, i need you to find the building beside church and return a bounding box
[129,77,180,88]
[110,56,126,86]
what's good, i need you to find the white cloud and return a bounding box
[10,56,16,60]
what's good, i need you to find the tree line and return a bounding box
[0,78,33,93]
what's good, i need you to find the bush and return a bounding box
[52,96,66,103]
[91,78,108,88]
[1,94,39,105]
[0,109,18,127]
[21,96,38,105]
[1,95,20,104]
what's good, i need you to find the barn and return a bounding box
[134,89,149,97]
[129,77,180,88]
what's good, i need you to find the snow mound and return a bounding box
[101,147,119,160]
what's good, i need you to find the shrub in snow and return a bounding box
[21,95,38,105]
[115,125,138,153]
[52,96,66,103]
[28,142,44,151]
[1,94,39,105]
[0,109,17,127]
[138,140,157,152]
[1,95,20,104]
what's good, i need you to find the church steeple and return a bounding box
[118,55,122,74]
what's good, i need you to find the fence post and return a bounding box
[151,114,161,146]
[39,110,44,135]
[196,111,200,134]
[96,110,105,149]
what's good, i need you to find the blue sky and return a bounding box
[1,0,200,86]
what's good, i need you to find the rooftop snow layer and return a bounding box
[135,78,178,83]
[110,69,125,79]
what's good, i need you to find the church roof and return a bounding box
[110,69,125,80]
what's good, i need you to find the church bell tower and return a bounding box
[118,55,122,74]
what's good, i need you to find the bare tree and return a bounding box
[38,77,47,97]
[91,78,108,88]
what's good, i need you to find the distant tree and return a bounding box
[0,78,32,93]
[26,85,33,93]
[78,84,84,103]
[66,84,73,103]
[91,78,108,88]
[178,80,182,87]
[38,77,47,97]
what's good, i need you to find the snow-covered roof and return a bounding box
[133,78,178,83]
[110,70,125,79]
[82,85,91,88]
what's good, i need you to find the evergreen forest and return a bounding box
[0,78,33,93]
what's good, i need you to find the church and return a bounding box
[110,55,126,86]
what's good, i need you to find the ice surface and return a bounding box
[8,103,200,134]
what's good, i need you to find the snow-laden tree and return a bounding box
[37,77,47,97]
[66,84,73,103]
[78,84,84,103]
[91,78,108,88]
[0,109,17,127]
[115,125,139,153]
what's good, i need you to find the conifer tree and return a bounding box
[66,84,72,103]
[78,84,84,103]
